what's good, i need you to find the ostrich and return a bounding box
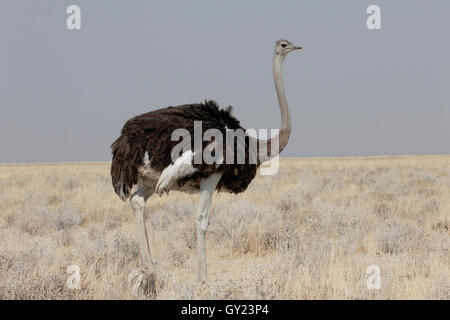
[111,39,301,295]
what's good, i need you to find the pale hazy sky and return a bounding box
[1,1,449,162]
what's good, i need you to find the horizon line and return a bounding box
[1,153,449,167]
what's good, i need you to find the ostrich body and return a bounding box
[111,40,301,294]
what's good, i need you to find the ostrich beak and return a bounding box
[285,45,302,53]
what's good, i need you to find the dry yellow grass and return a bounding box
[0,155,449,299]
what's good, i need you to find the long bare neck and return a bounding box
[258,53,291,160]
[273,53,291,145]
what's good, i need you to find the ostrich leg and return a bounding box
[129,186,155,296]
[196,173,222,282]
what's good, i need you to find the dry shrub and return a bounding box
[13,199,82,236]
[376,220,425,254]
[210,199,300,256]
[112,233,140,265]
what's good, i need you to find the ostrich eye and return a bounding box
[281,43,287,48]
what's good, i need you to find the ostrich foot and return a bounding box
[128,269,156,298]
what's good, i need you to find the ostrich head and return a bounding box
[274,39,302,59]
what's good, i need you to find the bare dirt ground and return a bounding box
[0,156,448,299]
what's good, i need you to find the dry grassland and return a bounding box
[0,156,449,299]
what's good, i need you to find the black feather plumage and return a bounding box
[111,100,259,200]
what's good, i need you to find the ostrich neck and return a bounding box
[273,54,291,135]
[258,54,291,160]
